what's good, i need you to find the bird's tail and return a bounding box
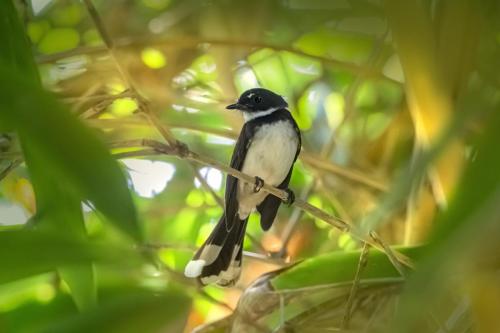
[184,214,248,286]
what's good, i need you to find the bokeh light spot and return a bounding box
[141,47,167,69]
[110,98,138,117]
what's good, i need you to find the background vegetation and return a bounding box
[0,0,499,332]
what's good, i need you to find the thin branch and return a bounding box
[0,151,22,159]
[190,164,225,207]
[89,117,387,192]
[370,231,410,274]
[109,138,413,268]
[342,242,370,329]
[301,154,388,192]
[0,159,23,181]
[83,0,139,94]
[277,181,315,257]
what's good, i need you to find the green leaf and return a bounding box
[43,288,190,333]
[26,149,98,311]
[271,246,423,290]
[50,4,84,27]
[0,68,141,242]
[38,28,80,54]
[0,0,39,85]
[58,265,97,311]
[0,0,140,242]
[294,28,374,64]
[0,2,141,313]
[0,230,139,284]
[0,0,98,310]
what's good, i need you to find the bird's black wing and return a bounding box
[224,122,256,231]
[257,114,302,231]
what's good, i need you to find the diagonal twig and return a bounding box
[109,138,413,269]
[342,241,370,329]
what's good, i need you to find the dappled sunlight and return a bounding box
[123,158,175,198]
[194,167,223,191]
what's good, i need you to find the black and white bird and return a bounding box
[184,88,301,286]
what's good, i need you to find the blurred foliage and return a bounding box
[0,0,499,332]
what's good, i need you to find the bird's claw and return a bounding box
[253,176,264,193]
[283,189,295,206]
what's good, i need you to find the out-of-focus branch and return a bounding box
[0,159,22,181]
[301,154,388,192]
[36,35,398,84]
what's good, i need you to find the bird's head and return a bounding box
[226,88,288,118]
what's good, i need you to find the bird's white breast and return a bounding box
[241,120,298,186]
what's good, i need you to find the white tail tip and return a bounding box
[184,259,206,278]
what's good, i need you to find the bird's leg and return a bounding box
[283,189,295,206]
[253,176,264,193]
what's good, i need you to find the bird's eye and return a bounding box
[254,96,262,103]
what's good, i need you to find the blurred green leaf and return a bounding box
[393,100,500,333]
[38,28,80,54]
[0,0,141,242]
[27,20,51,44]
[0,0,97,311]
[0,1,39,85]
[0,0,142,311]
[0,286,188,333]
[0,230,138,284]
[50,4,84,27]
[251,51,290,96]
[58,265,96,311]
[294,28,374,63]
[23,143,97,310]
[0,289,78,333]
[43,288,190,333]
[0,69,141,241]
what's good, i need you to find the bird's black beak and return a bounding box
[226,103,250,111]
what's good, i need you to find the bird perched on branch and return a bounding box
[184,88,301,286]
